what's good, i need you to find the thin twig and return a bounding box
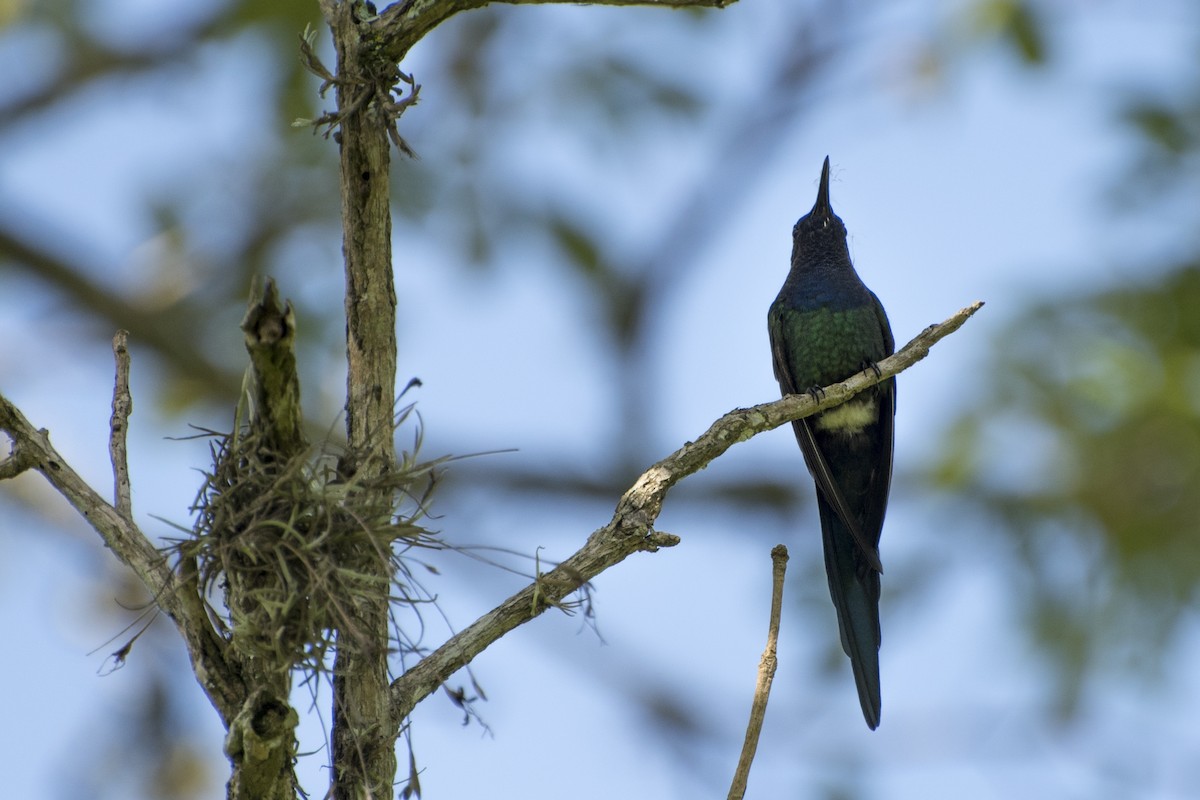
[109,330,133,522]
[728,544,788,800]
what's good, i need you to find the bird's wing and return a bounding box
[862,290,896,538]
[871,290,895,356]
[791,416,884,573]
[864,381,902,542]
[769,308,884,573]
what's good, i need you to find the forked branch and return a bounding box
[0,362,242,723]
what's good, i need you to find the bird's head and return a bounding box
[791,156,849,260]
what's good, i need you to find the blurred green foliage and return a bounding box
[968,0,1047,64]
[932,267,1200,712]
[927,3,1200,717]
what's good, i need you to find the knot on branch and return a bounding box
[225,687,300,797]
[0,432,41,479]
[642,531,681,551]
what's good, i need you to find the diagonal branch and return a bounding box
[390,300,984,723]
[376,0,740,64]
[0,394,243,723]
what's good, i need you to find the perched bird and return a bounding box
[767,156,895,729]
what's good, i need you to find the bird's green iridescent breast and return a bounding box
[769,303,888,389]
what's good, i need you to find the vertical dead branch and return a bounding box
[221,279,307,800]
[109,330,133,522]
[325,1,401,795]
[240,277,305,455]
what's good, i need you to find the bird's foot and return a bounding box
[805,385,826,401]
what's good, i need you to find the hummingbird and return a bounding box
[767,156,895,729]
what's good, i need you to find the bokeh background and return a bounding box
[2,0,1198,797]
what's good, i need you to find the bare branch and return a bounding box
[323,0,403,794]
[390,301,985,723]
[0,394,243,722]
[376,0,739,64]
[109,330,134,522]
[728,544,788,800]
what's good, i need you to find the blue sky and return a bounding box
[2,1,1197,798]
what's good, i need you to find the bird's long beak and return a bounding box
[812,155,832,217]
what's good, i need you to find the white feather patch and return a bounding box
[814,397,877,434]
